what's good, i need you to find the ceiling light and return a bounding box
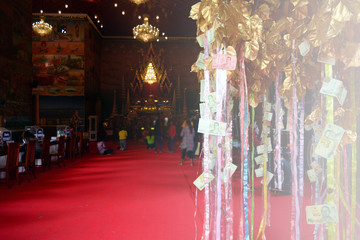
[129,0,149,5]
[40,9,43,13]
[94,15,98,19]
[58,10,61,14]
[122,11,125,15]
[32,15,52,37]
[65,4,68,8]
[165,36,168,40]
[162,32,165,36]
[138,15,141,19]
[133,15,159,42]
[101,25,103,28]
[156,39,159,42]
[156,16,159,20]
[114,3,118,7]
[97,20,100,23]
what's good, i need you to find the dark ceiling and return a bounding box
[32,0,198,38]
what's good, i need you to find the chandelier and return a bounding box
[129,0,148,5]
[133,16,159,42]
[144,62,157,84]
[32,16,52,37]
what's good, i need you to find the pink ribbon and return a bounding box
[290,40,300,240]
[203,34,211,240]
[299,98,304,202]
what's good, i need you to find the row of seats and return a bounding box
[0,134,88,189]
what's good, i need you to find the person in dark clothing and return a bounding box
[154,119,163,153]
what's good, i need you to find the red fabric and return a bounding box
[144,83,158,97]
[0,140,314,240]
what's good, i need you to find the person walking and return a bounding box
[118,127,128,150]
[168,120,176,153]
[179,119,195,166]
[154,119,163,153]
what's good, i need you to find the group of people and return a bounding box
[143,116,199,166]
[97,127,128,155]
[97,116,201,167]
[143,120,176,153]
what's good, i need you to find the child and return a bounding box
[146,131,155,149]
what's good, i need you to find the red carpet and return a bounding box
[0,140,313,240]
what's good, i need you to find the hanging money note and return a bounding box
[193,172,215,191]
[198,118,227,136]
[212,54,237,70]
[200,80,205,102]
[307,169,318,183]
[306,204,339,224]
[320,78,347,105]
[221,162,238,181]
[206,92,217,113]
[260,171,274,185]
[314,123,345,159]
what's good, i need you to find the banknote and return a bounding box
[222,162,238,181]
[263,112,273,122]
[257,145,266,154]
[196,52,205,69]
[198,118,227,136]
[307,169,318,183]
[196,28,215,48]
[193,172,215,191]
[314,123,345,159]
[320,78,347,106]
[199,103,205,118]
[306,204,339,224]
[262,125,270,134]
[255,167,264,177]
[212,54,237,70]
[206,92,217,113]
[260,171,274,185]
[266,138,272,152]
[310,161,322,174]
[255,153,268,165]
[298,39,310,56]
[200,80,205,102]
[264,102,272,112]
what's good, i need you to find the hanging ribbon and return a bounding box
[257,93,269,240]
[224,80,234,240]
[202,34,211,240]
[215,66,226,239]
[350,69,357,240]
[275,73,282,191]
[250,96,255,240]
[299,98,305,202]
[325,64,336,240]
[342,145,350,239]
[290,39,300,240]
[239,43,250,240]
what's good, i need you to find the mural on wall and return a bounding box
[32,18,85,96]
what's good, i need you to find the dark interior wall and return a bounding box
[99,38,201,119]
[84,20,102,127]
[0,0,33,128]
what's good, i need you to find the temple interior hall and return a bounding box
[1,0,360,240]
